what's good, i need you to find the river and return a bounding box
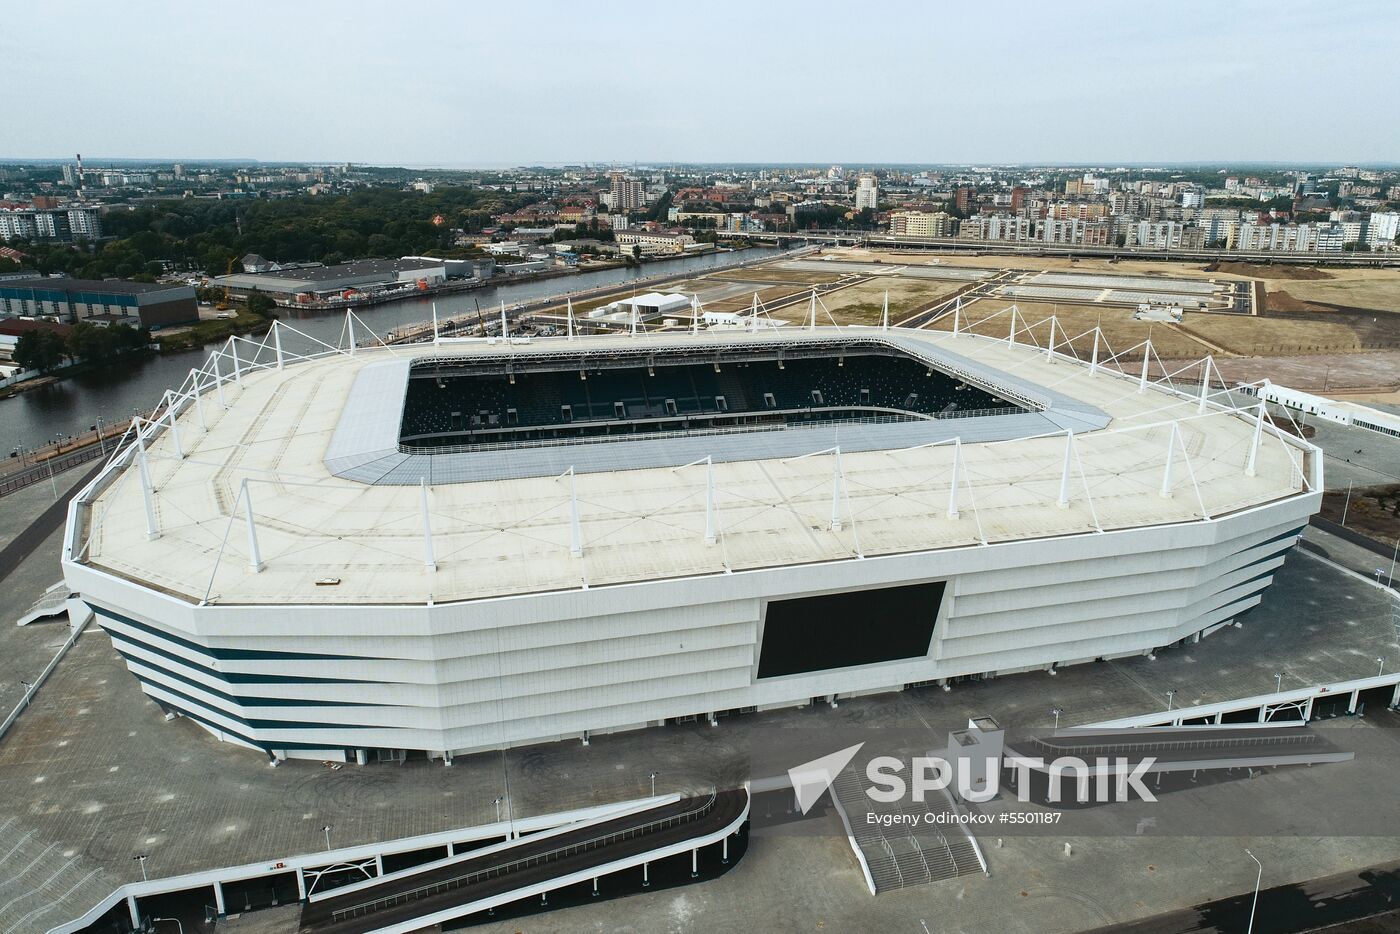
[2,249,773,455]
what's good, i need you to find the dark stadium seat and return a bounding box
[399,350,1019,447]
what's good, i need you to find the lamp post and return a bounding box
[1245,849,1262,934]
[1166,689,1176,712]
[493,796,503,823]
[1378,658,1386,677]
[321,825,332,852]
[1274,673,1283,693]
[46,435,62,499]
[151,919,184,934]
[133,853,149,882]
[19,680,32,711]
[1051,707,1063,730]
[650,771,658,797]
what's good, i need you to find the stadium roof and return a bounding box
[69,325,1314,607]
[323,333,1108,484]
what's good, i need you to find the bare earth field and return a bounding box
[926,300,1217,360]
[1319,483,1400,550]
[843,248,1245,281]
[772,277,963,326]
[711,267,842,285]
[1212,350,1400,393]
[842,248,1400,313]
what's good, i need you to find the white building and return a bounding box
[606,291,692,321]
[609,172,646,213]
[1367,212,1400,248]
[855,175,879,211]
[63,325,1319,763]
[1234,222,1317,253]
[1133,221,1182,249]
[0,206,102,242]
[614,229,693,256]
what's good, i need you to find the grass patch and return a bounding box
[157,309,271,352]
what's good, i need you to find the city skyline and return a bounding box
[5,0,1398,166]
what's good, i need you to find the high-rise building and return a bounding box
[609,172,645,213]
[0,206,102,242]
[1009,187,1028,212]
[954,187,974,214]
[62,163,77,186]
[855,175,878,211]
[1366,212,1400,247]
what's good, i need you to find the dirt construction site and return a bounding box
[600,247,1400,395]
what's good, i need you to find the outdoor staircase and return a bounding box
[831,764,985,894]
[15,582,72,627]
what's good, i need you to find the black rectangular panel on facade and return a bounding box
[756,581,945,679]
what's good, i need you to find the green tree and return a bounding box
[245,290,276,317]
[67,322,119,364]
[12,330,68,373]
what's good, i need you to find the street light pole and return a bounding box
[1274,673,1283,693]
[133,854,149,882]
[322,825,331,852]
[1166,689,1176,712]
[1051,707,1063,730]
[494,796,503,823]
[1245,849,1262,934]
[650,771,658,797]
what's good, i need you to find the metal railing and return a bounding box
[0,616,89,746]
[1029,731,1320,758]
[330,789,719,922]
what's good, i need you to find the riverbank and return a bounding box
[0,375,57,402]
[389,244,797,342]
[155,308,274,353]
[2,246,776,451]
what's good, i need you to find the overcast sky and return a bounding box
[4,0,1397,166]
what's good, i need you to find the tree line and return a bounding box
[10,186,540,282]
[12,321,152,374]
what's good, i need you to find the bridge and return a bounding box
[723,230,1400,268]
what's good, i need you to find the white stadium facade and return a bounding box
[62,310,1321,764]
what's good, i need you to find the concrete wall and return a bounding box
[66,490,1317,760]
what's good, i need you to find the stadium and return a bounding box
[61,311,1321,764]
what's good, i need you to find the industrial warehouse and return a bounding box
[61,317,1321,765]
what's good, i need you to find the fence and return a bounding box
[0,616,89,746]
